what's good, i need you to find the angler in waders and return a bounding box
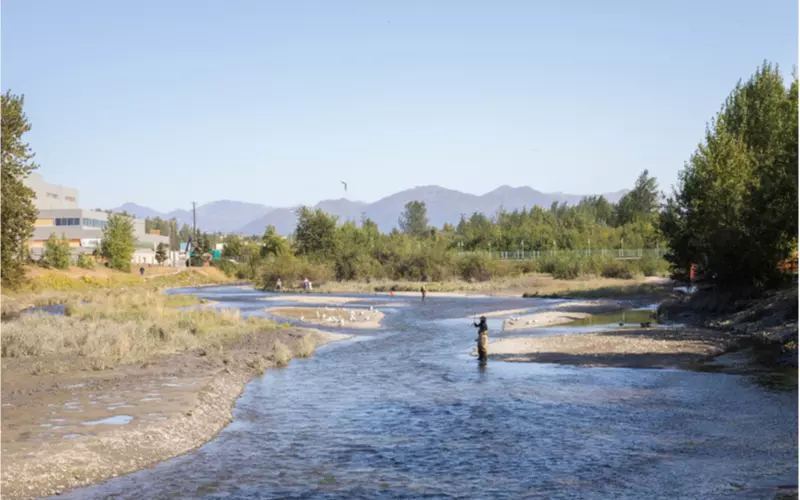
[473,316,489,361]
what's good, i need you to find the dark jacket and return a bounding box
[473,318,488,333]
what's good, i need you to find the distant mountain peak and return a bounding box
[115,184,629,236]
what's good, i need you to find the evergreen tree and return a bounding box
[155,242,168,265]
[1,91,39,287]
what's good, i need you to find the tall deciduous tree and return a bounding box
[101,214,136,271]
[1,92,39,287]
[261,225,289,258]
[294,207,339,259]
[660,62,798,291]
[398,201,429,237]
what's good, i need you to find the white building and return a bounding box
[23,173,174,266]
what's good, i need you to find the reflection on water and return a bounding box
[561,309,657,327]
[55,286,798,500]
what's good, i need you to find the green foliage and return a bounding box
[261,253,334,288]
[155,243,168,265]
[399,201,430,237]
[294,207,339,259]
[101,214,136,271]
[661,62,798,292]
[42,233,71,269]
[615,170,660,226]
[76,253,95,269]
[212,171,667,286]
[1,91,39,288]
[261,225,289,259]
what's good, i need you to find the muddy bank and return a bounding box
[483,325,733,369]
[1,328,350,500]
[266,306,384,329]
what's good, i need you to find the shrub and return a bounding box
[76,254,95,269]
[456,253,494,282]
[600,259,635,279]
[42,233,71,270]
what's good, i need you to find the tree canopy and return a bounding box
[101,214,136,271]
[1,91,39,287]
[660,62,798,291]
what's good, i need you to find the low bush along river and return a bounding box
[54,285,797,500]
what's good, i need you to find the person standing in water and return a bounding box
[473,316,489,361]
[420,284,428,302]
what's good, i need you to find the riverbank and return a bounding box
[0,283,350,499]
[481,288,798,371]
[1,326,349,500]
[1,266,238,319]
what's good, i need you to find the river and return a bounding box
[53,286,797,499]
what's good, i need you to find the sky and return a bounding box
[2,0,797,212]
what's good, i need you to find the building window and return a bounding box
[46,192,58,199]
[55,218,80,226]
[65,196,76,202]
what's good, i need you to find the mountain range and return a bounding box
[113,185,628,236]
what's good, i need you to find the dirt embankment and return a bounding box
[659,287,798,366]
[1,328,350,500]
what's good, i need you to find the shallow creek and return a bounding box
[53,286,797,499]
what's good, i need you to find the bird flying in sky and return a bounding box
[341,181,347,192]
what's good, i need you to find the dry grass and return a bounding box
[1,268,237,318]
[1,289,279,369]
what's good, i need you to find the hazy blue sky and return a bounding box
[2,1,797,212]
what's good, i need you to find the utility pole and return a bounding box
[188,202,197,267]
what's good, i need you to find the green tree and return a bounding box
[42,233,71,269]
[222,235,245,260]
[155,242,168,265]
[615,170,659,226]
[1,92,39,287]
[261,225,289,259]
[178,223,191,243]
[398,201,429,237]
[294,207,339,259]
[661,62,798,290]
[101,214,136,271]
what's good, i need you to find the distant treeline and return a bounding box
[211,168,667,285]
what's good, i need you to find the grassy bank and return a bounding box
[1,266,238,318]
[0,289,302,374]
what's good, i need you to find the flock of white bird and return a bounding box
[297,305,377,327]
[503,314,538,329]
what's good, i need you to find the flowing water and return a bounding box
[54,286,797,499]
